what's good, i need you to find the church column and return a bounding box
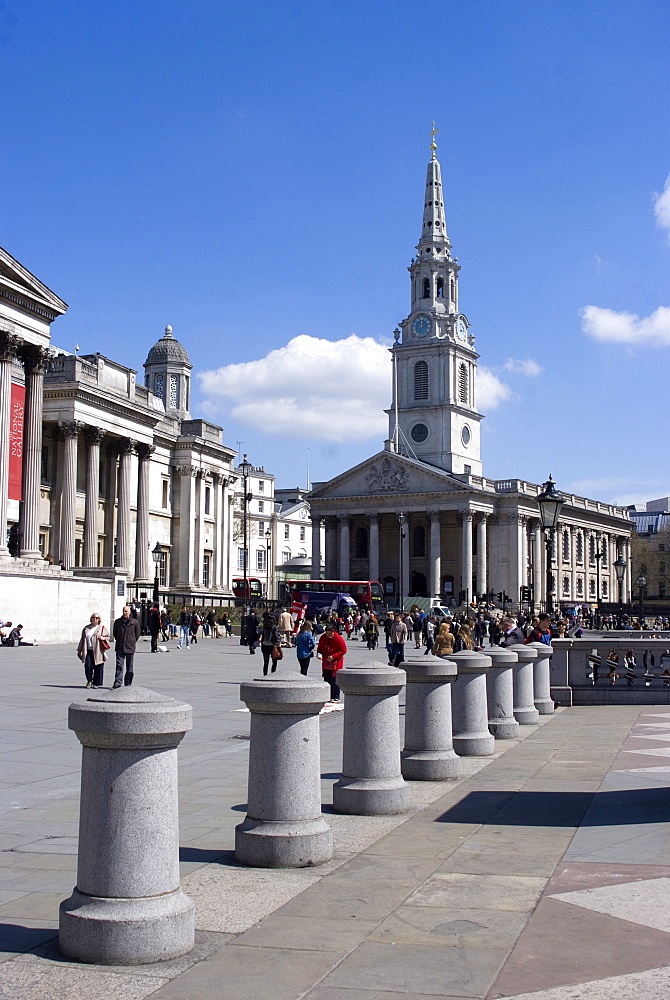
[339,515,350,579]
[325,518,337,578]
[83,427,105,567]
[461,511,473,604]
[310,514,322,579]
[0,332,20,557]
[177,466,196,587]
[475,515,488,600]
[58,421,84,569]
[134,444,154,583]
[369,514,380,583]
[430,512,441,598]
[19,346,50,559]
[115,438,136,573]
[195,469,207,587]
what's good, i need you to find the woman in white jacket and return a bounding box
[77,613,109,688]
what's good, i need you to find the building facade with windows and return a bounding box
[309,142,632,611]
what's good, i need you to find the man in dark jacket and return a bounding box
[500,617,526,647]
[113,605,141,688]
[243,610,260,653]
[149,604,161,652]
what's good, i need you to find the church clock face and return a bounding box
[455,318,467,341]
[411,313,431,338]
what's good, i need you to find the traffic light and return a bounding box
[496,592,503,602]
[520,586,531,602]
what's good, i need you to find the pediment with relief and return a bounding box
[310,450,471,500]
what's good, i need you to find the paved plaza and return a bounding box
[0,634,669,999]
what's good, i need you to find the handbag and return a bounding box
[271,644,283,661]
[99,636,110,651]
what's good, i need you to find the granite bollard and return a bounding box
[528,641,555,714]
[449,651,495,756]
[401,652,461,780]
[333,663,410,815]
[59,686,194,965]
[485,647,521,739]
[508,644,540,724]
[235,671,332,867]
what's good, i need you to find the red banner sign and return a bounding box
[8,382,25,501]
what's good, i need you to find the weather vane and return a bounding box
[429,121,439,160]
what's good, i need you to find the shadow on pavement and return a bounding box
[436,787,669,827]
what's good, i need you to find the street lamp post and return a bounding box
[151,542,163,607]
[636,573,646,622]
[265,528,272,601]
[529,531,536,615]
[594,532,603,629]
[614,555,626,622]
[398,512,406,611]
[239,454,253,644]
[537,475,565,617]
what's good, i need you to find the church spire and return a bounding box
[419,123,450,252]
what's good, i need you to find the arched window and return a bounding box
[602,539,608,567]
[355,526,368,559]
[450,276,456,305]
[589,578,596,596]
[282,549,291,564]
[602,580,608,597]
[563,576,570,595]
[413,525,426,557]
[562,530,570,562]
[422,277,430,299]
[458,363,469,404]
[436,277,444,298]
[576,577,584,595]
[576,532,584,563]
[589,536,595,564]
[154,372,165,403]
[414,361,429,400]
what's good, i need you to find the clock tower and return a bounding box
[387,126,483,477]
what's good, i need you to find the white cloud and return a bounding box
[581,304,670,346]
[653,174,670,235]
[502,357,543,377]
[198,334,391,442]
[476,366,513,410]
[198,334,515,442]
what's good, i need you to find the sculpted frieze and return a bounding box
[365,457,409,493]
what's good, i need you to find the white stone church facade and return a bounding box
[309,143,632,611]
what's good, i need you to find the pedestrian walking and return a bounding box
[112,605,140,688]
[260,612,283,676]
[178,608,192,649]
[387,612,408,667]
[317,621,346,702]
[77,612,109,688]
[149,603,161,653]
[295,621,316,675]
[243,610,260,653]
[278,608,294,646]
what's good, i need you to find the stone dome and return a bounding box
[145,325,191,366]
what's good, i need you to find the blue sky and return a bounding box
[3,1,669,504]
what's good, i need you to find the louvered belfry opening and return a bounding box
[414,360,429,400]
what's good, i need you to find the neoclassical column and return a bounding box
[134,444,154,583]
[195,469,208,587]
[311,514,322,579]
[323,518,337,578]
[475,515,488,600]
[115,438,136,573]
[19,346,51,559]
[0,332,20,557]
[517,515,526,601]
[430,513,441,597]
[58,420,84,569]
[461,511,473,603]
[339,514,350,579]
[211,472,224,590]
[401,514,410,600]
[83,427,105,567]
[369,514,380,583]
[177,466,197,587]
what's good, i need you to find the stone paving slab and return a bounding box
[0,641,667,999]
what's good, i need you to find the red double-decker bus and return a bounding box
[283,580,384,617]
[232,577,264,600]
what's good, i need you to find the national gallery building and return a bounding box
[0,250,237,638]
[309,141,632,611]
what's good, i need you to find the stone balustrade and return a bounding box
[551,637,670,705]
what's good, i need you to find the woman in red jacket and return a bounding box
[317,621,347,703]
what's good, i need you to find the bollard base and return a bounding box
[333,775,410,815]
[514,707,540,725]
[59,887,194,965]
[488,718,520,740]
[235,816,333,868]
[453,733,495,756]
[534,698,555,715]
[401,749,461,781]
